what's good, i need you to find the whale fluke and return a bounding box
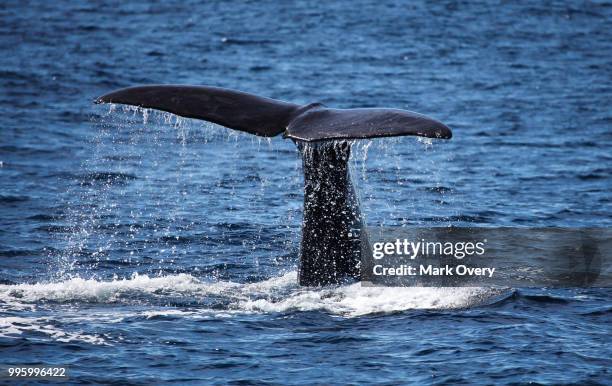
[96,85,299,137]
[95,84,452,286]
[96,85,450,141]
[286,105,451,141]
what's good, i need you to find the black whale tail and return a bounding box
[96,85,452,286]
[96,85,451,141]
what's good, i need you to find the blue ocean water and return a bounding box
[1,0,611,384]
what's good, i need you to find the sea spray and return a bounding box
[53,106,302,283]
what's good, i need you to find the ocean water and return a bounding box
[1,0,611,384]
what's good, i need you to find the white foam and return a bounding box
[0,316,107,345]
[0,271,495,317]
[240,283,492,316]
[142,309,196,319]
[0,273,238,303]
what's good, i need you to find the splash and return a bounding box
[0,272,499,317]
[54,106,300,280]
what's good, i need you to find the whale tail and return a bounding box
[96,85,451,142]
[96,85,452,286]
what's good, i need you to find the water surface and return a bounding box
[1,0,611,384]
